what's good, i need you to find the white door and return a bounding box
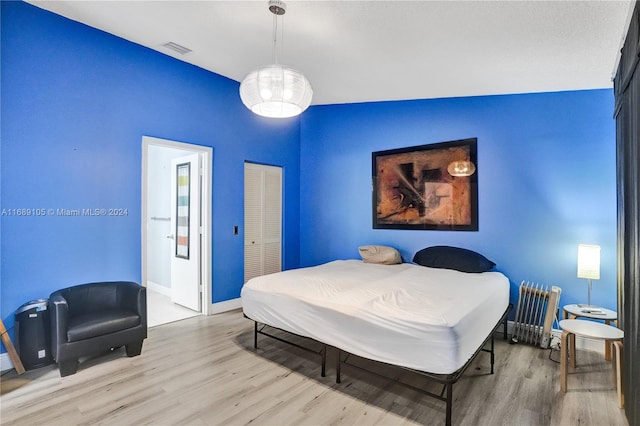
[170,153,201,311]
[244,163,282,283]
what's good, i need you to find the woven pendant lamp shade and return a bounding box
[240,64,313,118]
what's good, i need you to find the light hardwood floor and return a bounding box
[0,310,628,426]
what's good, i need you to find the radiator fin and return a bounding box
[513,281,561,348]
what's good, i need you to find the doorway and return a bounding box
[142,136,212,327]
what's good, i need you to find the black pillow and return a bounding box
[412,246,496,273]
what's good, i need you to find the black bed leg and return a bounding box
[253,321,258,349]
[336,348,341,384]
[321,345,326,377]
[503,316,508,340]
[490,333,495,374]
[445,384,453,426]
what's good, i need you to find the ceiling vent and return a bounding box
[162,42,192,55]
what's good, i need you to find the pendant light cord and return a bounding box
[272,12,278,64]
[279,14,284,65]
[270,1,286,65]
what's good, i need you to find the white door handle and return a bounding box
[166,234,175,240]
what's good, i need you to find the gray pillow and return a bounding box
[358,245,402,265]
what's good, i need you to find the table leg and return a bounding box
[604,320,612,361]
[561,330,569,392]
[569,332,576,368]
[612,341,624,408]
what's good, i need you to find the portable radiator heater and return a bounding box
[512,281,562,349]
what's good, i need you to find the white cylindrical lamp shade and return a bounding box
[577,244,600,279]
[240,64,313,118]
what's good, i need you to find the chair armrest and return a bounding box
[117,282,147,325]
[49,292,69,347]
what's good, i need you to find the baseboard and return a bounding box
[1,352,14,372]
[504,320,605,353]
[209,298,242,315]
[146,280,172,298]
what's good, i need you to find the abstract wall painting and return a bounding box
[372,138,478,231]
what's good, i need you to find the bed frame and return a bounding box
[248,303,511,426]
[252,321,328,377]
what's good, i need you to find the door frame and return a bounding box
[141,136,213,316]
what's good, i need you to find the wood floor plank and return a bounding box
[0,310,629,426]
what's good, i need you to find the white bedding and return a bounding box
[241,260,509,374]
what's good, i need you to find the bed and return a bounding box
[241,248,511,425]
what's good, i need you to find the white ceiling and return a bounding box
[27,0,634,106]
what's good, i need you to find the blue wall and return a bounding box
[0,1,301,349]
[300,91,617,314]
[1,1,618,357]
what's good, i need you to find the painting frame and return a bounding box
[372,138,478,231]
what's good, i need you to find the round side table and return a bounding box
[563,304,617,322]
[562,304,617,360]
[559,319,624,397]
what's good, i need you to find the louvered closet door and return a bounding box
[244,163,282,283]
[244,165,263,283]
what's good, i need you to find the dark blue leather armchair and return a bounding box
[49,281,147,376]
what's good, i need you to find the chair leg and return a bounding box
[125,340,144,357]
[59,359,79,377]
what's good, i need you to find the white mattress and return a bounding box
[241,260,509,374]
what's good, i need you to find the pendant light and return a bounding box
[240,0,313,118]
